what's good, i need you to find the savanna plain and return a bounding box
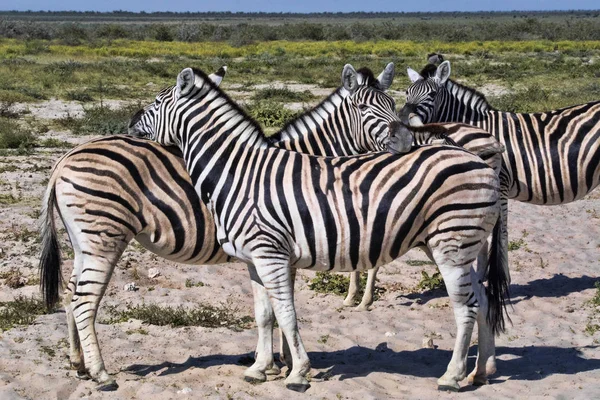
[0,11,600,400]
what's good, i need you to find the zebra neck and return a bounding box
[270,87,358,156]
[178,93,269,203]
[442,80,492,127]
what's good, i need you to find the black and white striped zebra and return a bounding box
[400,60,600,284]
[39,63,407,390]
[128,66,509,392]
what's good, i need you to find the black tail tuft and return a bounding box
[486,215,511,335]
[39,185,62,311]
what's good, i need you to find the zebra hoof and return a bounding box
[468,373,488,386]
[243,368,267,384]
[96,381,119,392]
[286,383,310,393]
[75,370,91,380]
[437,383,460,392]
[265,365,281,375]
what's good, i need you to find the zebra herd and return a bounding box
[36,56,600,393]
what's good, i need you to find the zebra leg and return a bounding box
[254,259,310,392]
[343,271,360,307]
[279,267,296,371]
[244,264,280,383]
[356,267,378,311]
[71,251,124,391]
[435,264,479,392]
[64,256,88,379]
[467,268,496,386]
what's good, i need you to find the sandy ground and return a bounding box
[1,95,599,399]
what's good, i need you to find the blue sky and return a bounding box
[3,1,599,13]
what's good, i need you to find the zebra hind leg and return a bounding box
[254,258,311,392]
[355,267,379,311]
[434,262,480,392]
[71,249,125,391]
[64,258,88,379]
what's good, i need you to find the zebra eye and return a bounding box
[358,104,369,112]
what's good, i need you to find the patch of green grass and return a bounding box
[38,138,73,148]
[101,302,253,331]
[55,103,141,135]
[65,90,94,102]
[126,327,149,335]
[406,259,435,267]
[416,269,445,292]
[0,193,19,205]
[39,345,56,359]
[508,238,527,251]
[584,282,600,336]
[0,268,26,289]
[309,271,353,296]
[0,296,49,332]
[251,86,315,103]
[317,334,330,344]
[245,100,299,128]
[185,279,205,288]
[0,118,36,149]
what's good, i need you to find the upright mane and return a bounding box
[418,64,494,112]
[190,67,268,140]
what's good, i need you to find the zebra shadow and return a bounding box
[397,274,600,306]
[122,342,600,384]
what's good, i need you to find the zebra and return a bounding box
[39,63,408,390]
[399,59,600,285]
[127,66,510,392]
[348,121,506,310]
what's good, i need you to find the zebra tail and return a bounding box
[39,182,62,311]
[485,214,511,335]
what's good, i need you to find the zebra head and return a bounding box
[128,66,227,142]
[399,60,452,126]
[341,63,405,151]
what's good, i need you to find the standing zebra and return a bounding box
[400,60,600,284]
[40,63,407,390]
[129,66,509,392]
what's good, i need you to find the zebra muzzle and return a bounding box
[387,121,414,154]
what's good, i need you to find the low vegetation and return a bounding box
[0,296,49,332]
[585,282,600,336]
[55,103,142,135]
[101,302,253,331]
[416,269,446,292]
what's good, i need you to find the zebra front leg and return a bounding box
[356,267,378,311]
[254,259,310,392]
[279,267,296,371]
[244,264,280,383]
[343,271,360,307]
[72,254,121,391]
[435,264,479,392]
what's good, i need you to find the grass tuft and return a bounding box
[251,86,315,103]
[0,296,49,332]
[101,302,253,331]
[55,103,141,135]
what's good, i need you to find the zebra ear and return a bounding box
[176,68,195,98]
[376,62,395,91]
[434,61,451,85]
[407,67,423,83]
[208,65,227,87]
[341,64,359,94]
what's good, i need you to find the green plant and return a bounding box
[406,259,435,267]
[55,103,141,135]
[245,100,299,128]
[38,138,73,148]
[0,296,49,332]
[508,238,526,251]
[101,302,253,331]
[185,279,205,288]
[0,118,36,149]
[416,268,445,291]
[309,272,352,296]
[251,87,315,103]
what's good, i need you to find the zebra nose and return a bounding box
[387,121,413,154]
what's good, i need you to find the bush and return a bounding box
[56,103,141,135]
[0,118,36,149]
[245,100,299,128]
[251,87,315,102]
[0,296,49,332]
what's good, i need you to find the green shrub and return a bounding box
[309,271,353,296]
[65,90,94,102]
[251,87,315,103]
[0,296,49,332]
[102,302,252,331]
[0,118,36,149]
[245,100,299,128]
[56,103,141,135]
[416,269,445,291]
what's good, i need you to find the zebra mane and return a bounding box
[356,67,380,89]
[418,63,494,112]
[190,67,267,139]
